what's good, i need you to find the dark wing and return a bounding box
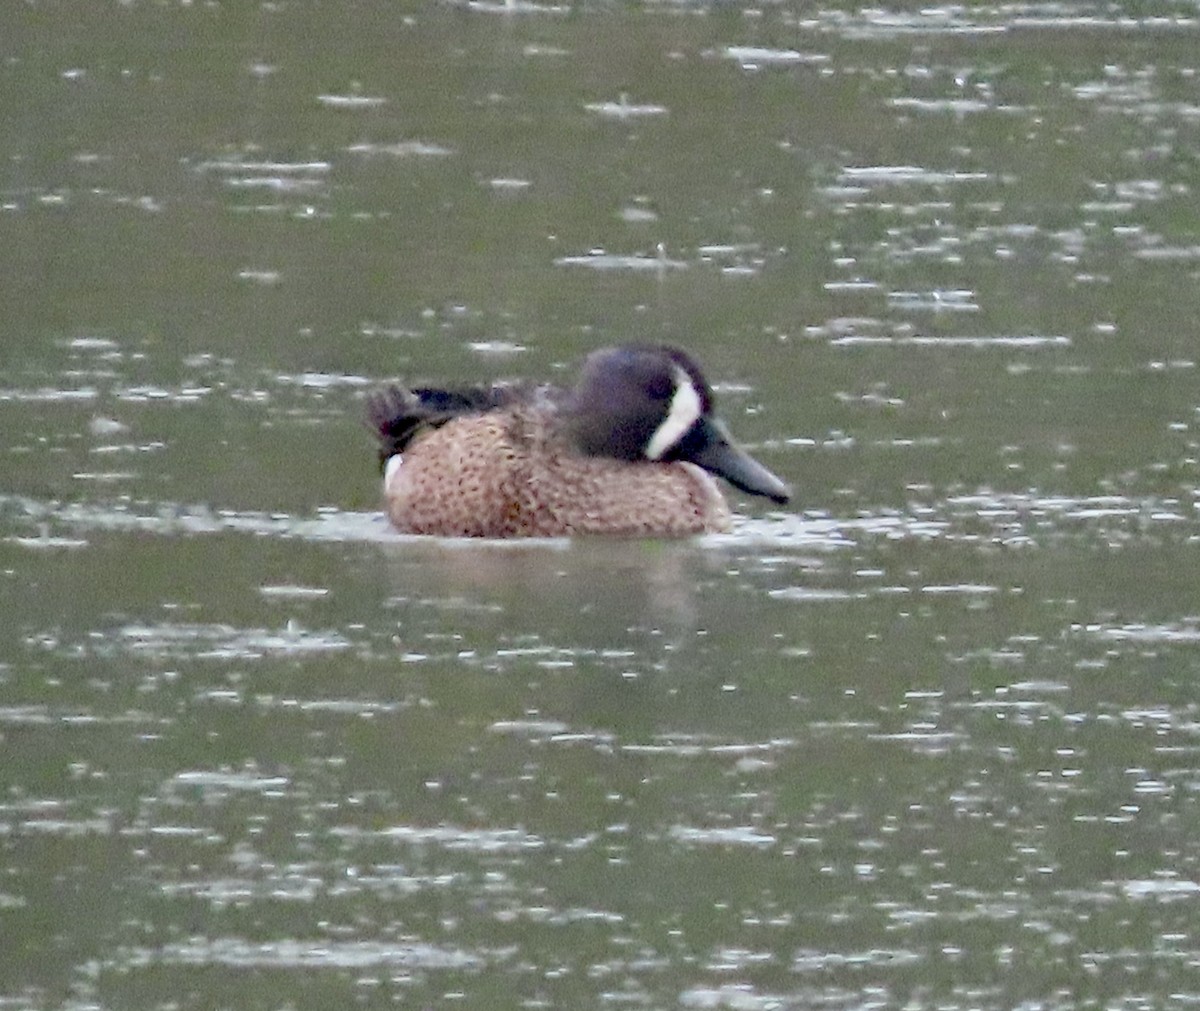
[366,383,522,470]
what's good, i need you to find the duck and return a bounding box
[366,344,791,537]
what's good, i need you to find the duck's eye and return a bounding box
[644,374,674,401]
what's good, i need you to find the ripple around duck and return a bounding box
[1,492,1195,551]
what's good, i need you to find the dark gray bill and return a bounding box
[677,418,791,505]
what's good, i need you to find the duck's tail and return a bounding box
[365,384,518,471]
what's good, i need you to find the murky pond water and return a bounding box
[3,2,1200,1008]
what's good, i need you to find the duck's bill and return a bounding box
[684,418,791,505]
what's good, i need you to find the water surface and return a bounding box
[3,2,1200,1008]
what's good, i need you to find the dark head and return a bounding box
[567,345,791,505]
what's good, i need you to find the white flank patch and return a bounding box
[384,454,404,487]
[645,367,702,460]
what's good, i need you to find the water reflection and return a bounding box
[4,1,1200,1008]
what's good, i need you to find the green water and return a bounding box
[3,3,1200,1008]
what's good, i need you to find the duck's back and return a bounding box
[382,402,731,537]
[382,408,524,537]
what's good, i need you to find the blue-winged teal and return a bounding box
[366,344,791,537]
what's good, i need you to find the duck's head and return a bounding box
[567,345,792,505]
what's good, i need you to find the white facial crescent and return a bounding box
[645,366,702,460]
